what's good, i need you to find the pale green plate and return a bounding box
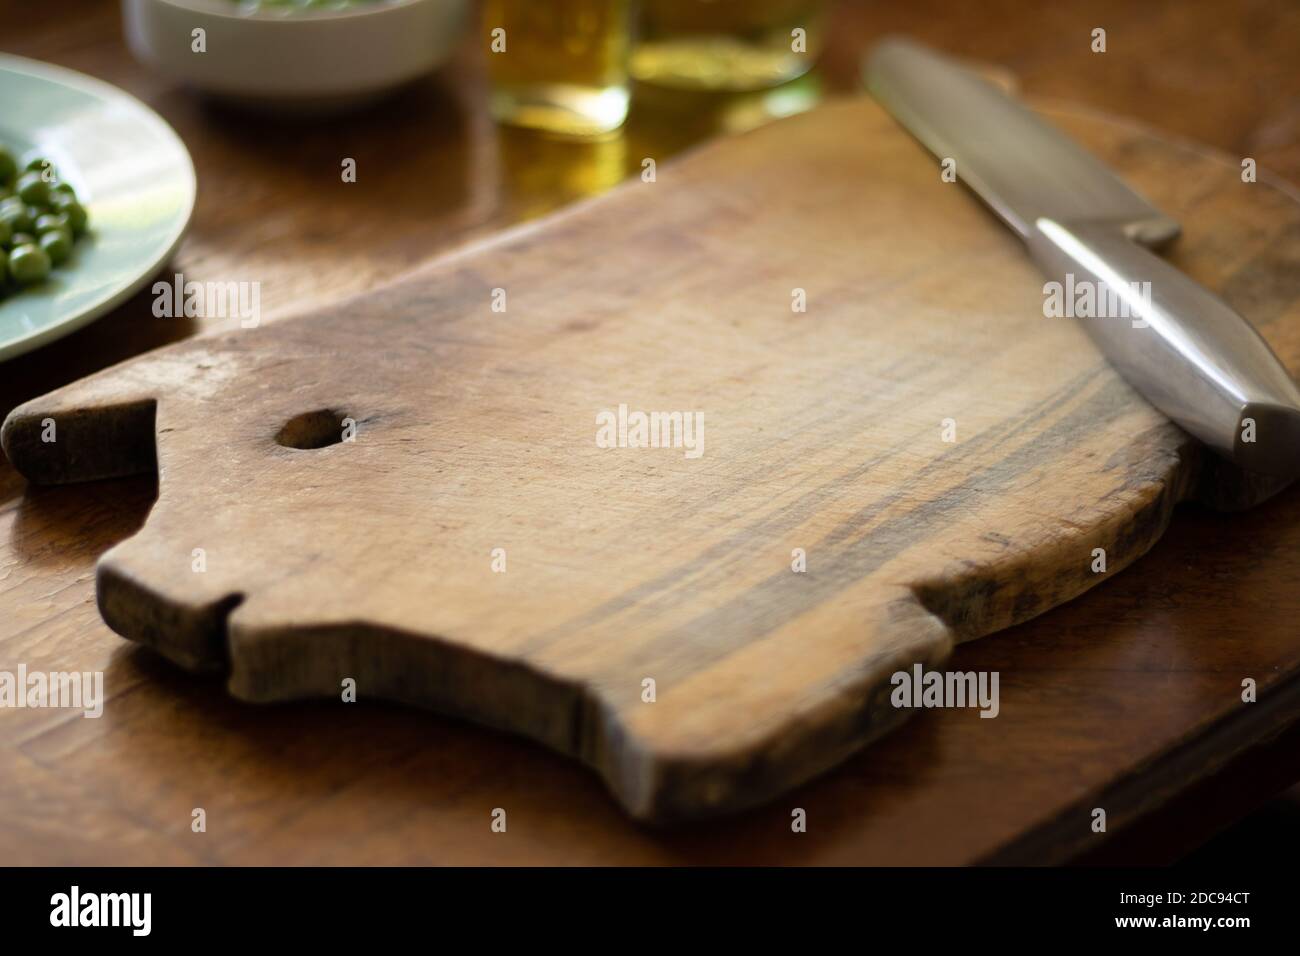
[0,54,195,361]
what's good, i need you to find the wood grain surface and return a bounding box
[2,0,1300,862]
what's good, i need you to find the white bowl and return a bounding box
[123,0,468,112]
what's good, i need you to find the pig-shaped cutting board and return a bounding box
[5,97,1299,821]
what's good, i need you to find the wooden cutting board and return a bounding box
[5,96,1299,823]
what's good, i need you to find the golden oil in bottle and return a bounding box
[485,0,633,137]
[631,0,825,92]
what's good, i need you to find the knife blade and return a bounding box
[865,37,1300,478]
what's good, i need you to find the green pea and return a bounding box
[0,219,10,247]
[0,207,37,238]
[53,182,75,197]
[16,172,50,206]
[8,243,51,285]
[51,194,88,235]
[40,229,72,266]
[47,228,72,254]
[0,147,16,187]
[25,157,50,172]
[0,197,28,231]
[35,212,69,235]
[8,232,35,249]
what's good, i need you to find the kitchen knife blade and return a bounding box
[866,37,1300,478]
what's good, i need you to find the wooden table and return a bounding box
[3,0,1299,864]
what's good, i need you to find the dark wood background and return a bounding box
[1,0,1298,863]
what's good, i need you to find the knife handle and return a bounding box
[1026,218,1300,477]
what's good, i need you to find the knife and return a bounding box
[865,37,1300,478]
